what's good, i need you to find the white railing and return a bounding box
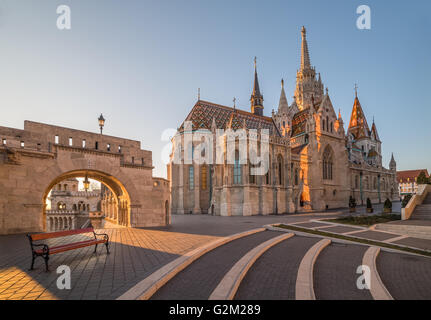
[402,184,431,220]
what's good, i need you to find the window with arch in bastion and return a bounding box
[322,146,333,180]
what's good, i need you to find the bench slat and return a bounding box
[29,228,94,241]
[35,239,107,255]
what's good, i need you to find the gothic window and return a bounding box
[322,119,326,131]
[330,122,333,133]
[295,168,299,186]
[277,155,284,186]
[249,164,256,184]
[57,202,66,210]
[201,166,207,190]
[326,116,329,132]
[189,166,194,190]
[355,175,359,189]
[233,151,241,185]
[322,146,334,180]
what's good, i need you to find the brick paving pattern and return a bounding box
[313,243,373,300]
[349,230,399,241]
[377,251,431,300]
[318,225,363,234]
[234,236,320,300]
[392,237,431,251]
[151,231,281,300]
[0,228,219,300]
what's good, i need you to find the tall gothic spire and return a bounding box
[300,26,311,70]
[250,57,264,116]
[348,93,370,140]
[278,78,288,112]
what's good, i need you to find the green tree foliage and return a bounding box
[417,171,429,185]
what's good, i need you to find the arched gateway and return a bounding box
[0,121,170,235]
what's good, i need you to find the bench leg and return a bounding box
[29,255,35,271]
[94,244,98,253]
[44,255,49,272]
[105,242,110,254]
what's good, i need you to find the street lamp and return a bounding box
[83,173,90,192]
[98,114,105,134]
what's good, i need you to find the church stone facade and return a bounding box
[169,27,397,216]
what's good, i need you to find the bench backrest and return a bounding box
[29,228,94,241]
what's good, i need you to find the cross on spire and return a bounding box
[354,83,358,97]
[233,97,236,110]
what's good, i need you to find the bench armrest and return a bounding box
[32,243,49,255]
[94,232,109,242]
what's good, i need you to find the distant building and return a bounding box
[397,169,429,198]
[46,178,102,231]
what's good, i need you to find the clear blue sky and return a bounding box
[1,0,430,178]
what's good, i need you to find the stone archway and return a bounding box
[42,169,132,230]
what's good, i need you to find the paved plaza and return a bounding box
[1,208,431,300]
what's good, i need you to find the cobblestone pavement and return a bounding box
[151,231,281,300]
[0,213,322,300]
[313,243,373,300]
[1,209,430,301]
[377,251,431,300]
[234,235,320,300]
[0,227,220,300]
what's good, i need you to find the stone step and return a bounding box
[375,224,431,240]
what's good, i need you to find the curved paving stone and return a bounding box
[377,251,431,300]
[151,231,281,300]
[313,243,373,300]
[234,236,320,300]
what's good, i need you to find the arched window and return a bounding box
[265,155,271,185]
[326,116,329,131]
[233,150,241,185]
[57,202,66,210]
[294,168,299,186]
[189,166,194,190]
[322,146,334,180]
[355,175,359,189]
[201,166,207,190]
[322,119,326,131]
[249,163,256,184]
[277,155,284,186]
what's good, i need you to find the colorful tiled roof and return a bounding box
[179,100,280,136]
[291,108,309,137]
[397,169,429,183]
[348,97,370,140]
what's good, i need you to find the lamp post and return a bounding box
[83,173,90,192]
[98,114,105,134]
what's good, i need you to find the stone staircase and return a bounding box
[411,193,431,220]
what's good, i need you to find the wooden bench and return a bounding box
[27,227,109,271]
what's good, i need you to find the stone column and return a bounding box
[177,163,185,214]
[193,164,201,214]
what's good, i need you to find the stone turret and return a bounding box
[389,153,397,171]
[250,57,264,116]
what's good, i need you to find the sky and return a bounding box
[1,0,430,178]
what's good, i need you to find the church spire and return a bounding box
[278,78,288,112]
[250,57,264,116]
[300,26,311,70]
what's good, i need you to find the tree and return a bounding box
[417,171,429,185]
